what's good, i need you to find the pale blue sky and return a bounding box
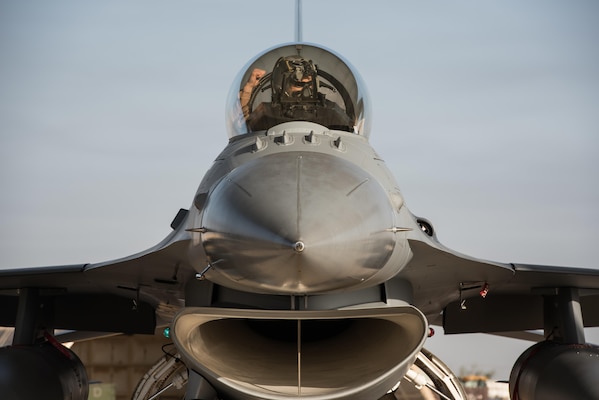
[1,0,598,379]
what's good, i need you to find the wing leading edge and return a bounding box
[0,213,195,336]
[401,238,599,338]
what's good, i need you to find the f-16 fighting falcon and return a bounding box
[1,5,598,400]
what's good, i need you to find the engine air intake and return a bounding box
[172,306,427,400]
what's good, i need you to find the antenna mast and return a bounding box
[295,0,303,43]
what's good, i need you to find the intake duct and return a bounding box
[172,306,428,400]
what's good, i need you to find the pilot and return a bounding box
[240,54,353,133]
[271,55,320,108]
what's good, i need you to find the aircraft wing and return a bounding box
[3,230,598,338]
[0,219,195,335]
[401,238,599,336]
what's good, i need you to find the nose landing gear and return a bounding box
[131,347,467,400]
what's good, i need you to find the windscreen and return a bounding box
[226,43,371,138]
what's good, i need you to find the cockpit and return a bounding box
[226,43,371,138]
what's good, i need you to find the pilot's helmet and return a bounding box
[271,55,319,104]
[226,43,371,138]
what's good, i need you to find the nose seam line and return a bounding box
[296,155,302,240]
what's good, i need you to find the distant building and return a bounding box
[460,375,509,400]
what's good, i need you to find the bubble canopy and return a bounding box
[226,43,371,138]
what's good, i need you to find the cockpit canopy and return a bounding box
[226,43,371,138]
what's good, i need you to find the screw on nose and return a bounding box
[293,241,305,253]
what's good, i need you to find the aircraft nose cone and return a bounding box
[200,152,396,294]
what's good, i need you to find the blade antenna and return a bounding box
[295,0,303,43]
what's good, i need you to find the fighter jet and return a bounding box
[1,41,598,400]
